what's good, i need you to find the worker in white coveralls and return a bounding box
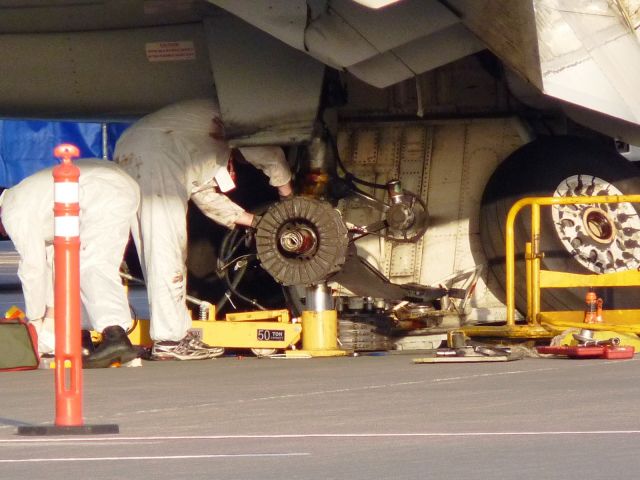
[0,159,141,368]
[114,98,293,361]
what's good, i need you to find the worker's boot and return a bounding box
[81,329,95,356]
[83,325,140,368]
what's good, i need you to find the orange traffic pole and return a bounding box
[52,143,83,426]
[18,144,118,436]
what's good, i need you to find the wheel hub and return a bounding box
[552,174,640,273]
[582,207,616,244]
[278,223,318,257]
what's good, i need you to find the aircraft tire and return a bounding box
[480,135,640,314]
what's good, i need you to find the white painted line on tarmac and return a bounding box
[2,430,640,444]
[0,452,309,463]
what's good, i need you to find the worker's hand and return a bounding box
[277,182,293,200]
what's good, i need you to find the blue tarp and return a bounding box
[0,120,131,187]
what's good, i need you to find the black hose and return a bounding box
[215,227,242,311]
[224,266,267,311]
[325,127,388,190]
[215,227,267,312]
[218,228,244,274]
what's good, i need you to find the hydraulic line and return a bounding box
[325,126,387,190]
[216,227,267,312]
[119,271,216,322]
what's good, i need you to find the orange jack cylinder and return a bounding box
[583,291,604,324]
[52,143,83,427]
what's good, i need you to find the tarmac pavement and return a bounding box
[2,353,640,480]
[2,241,640,479]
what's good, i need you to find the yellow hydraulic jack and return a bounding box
[122,272,305,356]
[122,267,349,356]
[193,309,303,356]
[127,305,303,357]
[462,194,640,341]
[286,284,347,358]
[125,283,346,357]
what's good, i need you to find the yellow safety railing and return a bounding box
[505,194,640,329]
[463,193,640,338]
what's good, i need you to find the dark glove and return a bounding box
[250,214,262,229]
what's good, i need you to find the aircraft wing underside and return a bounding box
[0,0,640,144]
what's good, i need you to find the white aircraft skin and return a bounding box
[0,0,639,143]
[1,0,640,320]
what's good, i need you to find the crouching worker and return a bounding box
[0,159,141,368]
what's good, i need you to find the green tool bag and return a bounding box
[0,317,39,371]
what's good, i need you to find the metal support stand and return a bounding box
[287,284,347,357]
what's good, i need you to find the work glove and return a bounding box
[243,214,262,248]
[250,214,262,230]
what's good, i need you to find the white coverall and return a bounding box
[114,98,291,342]
[0,159,140,349]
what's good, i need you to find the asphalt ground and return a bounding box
[2,242,640,479]
[2,354,640,480]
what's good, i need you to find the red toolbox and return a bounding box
[536,345,635,359]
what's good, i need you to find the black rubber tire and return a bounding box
[480,135,640,314]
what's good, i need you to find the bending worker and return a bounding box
[0,159,141,368]
[114,98,292,361]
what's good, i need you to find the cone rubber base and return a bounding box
[17,424,119,436]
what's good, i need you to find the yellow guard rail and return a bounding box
[463,194,640,338]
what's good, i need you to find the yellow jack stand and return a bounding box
[286,284,346,358]
[285,309,347,358]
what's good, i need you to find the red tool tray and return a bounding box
[536,345,635,359]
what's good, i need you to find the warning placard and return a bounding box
[145,41,196,62]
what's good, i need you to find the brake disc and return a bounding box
[256,197,349,286]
